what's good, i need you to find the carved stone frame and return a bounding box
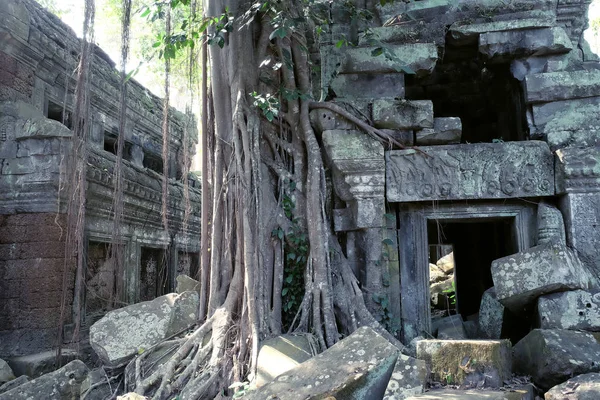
[397,201,536,342]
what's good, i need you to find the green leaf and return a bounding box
[285,276,293,284]
[335,39,346,48]
[277,229,284,240]
[371,47,384,57]
[282,288,289,296]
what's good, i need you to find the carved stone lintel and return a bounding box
[555,146,600,194]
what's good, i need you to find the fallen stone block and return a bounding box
[436,252,454,274]
[537,289,600,331]
[7,349,78,379]
[406,385,534,399]
[432,315,465,340]
[79,368,114,400]
[513,329,600,390]
[491,243,595,313]
[90,291,199,366]
[330,73,405,99]
[117,394,147,400]
[416,340,512,388]
[430,276,455,310]
[373,99,434,130]
[0,375,29,395]
[416,118,462,146]
[175,274,200,295]
[479,287,504,339]
[385,353,428,400]
[0,360,88,400]
[245,326,399,400]
[545,372,600,400]
[430,263,447,284]
[340,43,438,77]
[0,359,14,384]
[525,70,600,104]
[256,334,318,387]
[479,27,573,63]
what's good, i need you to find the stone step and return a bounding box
[406,386,534,400]
[416,340,512,388]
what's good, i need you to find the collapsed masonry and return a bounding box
[0,0,201,358]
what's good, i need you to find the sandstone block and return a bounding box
[0,359,14,384]
[514,329,600,390]
[416,118,462,145]
[340,44,438,77]
[384,353,428,400]
[491,243,594,313]
[478,287,504,339]
[416,340,511,388]
[545,373,600,400]
[245,326,399,400]
[479,27,573,63]
[309,109,355,132]
[406,386,534,399]
[175,274,200,295]
[450,16,556,46]
[79,368,112,400]
[256,334,317,388]
[373,99,433,130]
[7,349,78,378]
[330,73,405,99]
[0,376,29,395]
[537,290,600,331]
[525,70,600,104]
[429,263,447,284]
[436,252,455,274]
[0,360,88,400]
[90,291,199,366]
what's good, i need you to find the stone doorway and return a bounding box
[397,201,535,342]
[140,247,168,302]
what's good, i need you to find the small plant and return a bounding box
[442,280,456,306]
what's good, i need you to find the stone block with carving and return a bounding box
[537,290,600,331]
[513,329,600,390]
[479,27,573,63]
[491,243,595,313]
[339,43,438,77]
[330,73,405,99]
[545,373,600,400]
[416,340,512,388]
[373,99,433,130]
[245,326,399,400]
[386,141,554,202]
[90,291,199,366]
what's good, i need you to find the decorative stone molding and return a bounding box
[555,146,600,194]
[322,129,385,231]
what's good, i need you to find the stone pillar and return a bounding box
[556,147,600,285]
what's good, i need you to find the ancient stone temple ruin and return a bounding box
[0,0,201,359]
[316,0,600,347]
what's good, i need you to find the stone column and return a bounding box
[556,147,600,285]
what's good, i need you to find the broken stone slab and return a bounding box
[449,16,556,46]
[90,291,199,366]
[0,360,88,400]
[479,27,573,63]
[430,275,454,310]
[340,43,438,77]
[0,359,14,384]
[79,368,113,400]
[0,376,29,395]
[537,290,600,331]
[491,243,595,313]
[525,70,600,104]
[405,386,534,400]
[7,349,78,378]
[416,118,462,145]
[436,252,454,274]
[430,263,447,284]
[545,373,600,400]
[175,274,200,295]
[373,99,434,130]
[513,329,600,390]
[416,340,512,388]
[330,73,405,99]
[479,287,504,339]
[245,326,399,400]
[256,334,318,388]
[384,353,428,400]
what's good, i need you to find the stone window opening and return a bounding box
[103,132,133,161]
[84,241,116,326]
[405,39,528,143]
[143,151,164,175]
[140,247,169,302]
[45,99,73,129]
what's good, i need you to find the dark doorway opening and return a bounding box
[427,218,518,331]
[85,241,115,324]
[140,247,169,302]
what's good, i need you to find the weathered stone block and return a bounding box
[7,349,78,378]
[450,16,556,46]
[431,314,463,338]
[537,290,600,331]
[429,263,446,284]
[525,70,600,104]
[479,27,573,63]
[309,108,355,132]
[175,274,200,295]
[479,287,504,339]
[416,118,462,145]
[513,329,600,390]
[406,386,534,399]
[491,243,595,313]
[555,147,600,194]
[436,252,454,274]
[0,359,14,384]
[416,340,512,388]
[384,354,428,400]
[0,360,88,400]
[256,334,317,388]
[373,99,433,130]
[79,368,112,400]
[380,129,414,147]
[0,375,28,395]
[340,44,438,77]
[89,291,199,366]
[545,373,600,400]
[245,326,399,400]
[330,73,405,99]
[386,141,554,202]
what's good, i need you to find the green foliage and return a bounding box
[442,280,457,306]
[250,92,280,122]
